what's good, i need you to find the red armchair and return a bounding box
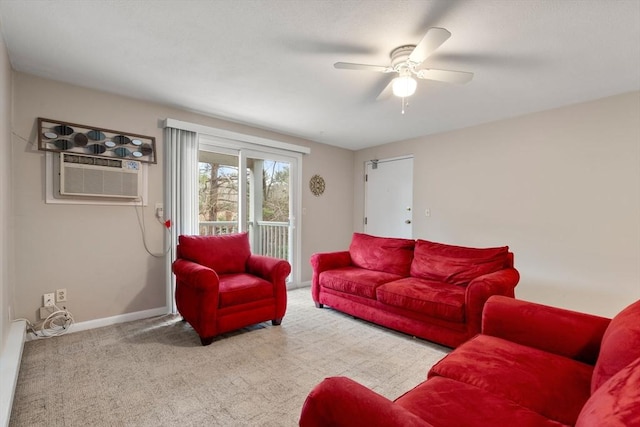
[172,232,291,346]
[300,296,640,426]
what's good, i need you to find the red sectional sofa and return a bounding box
[299,296,640,427]
[311,233,520,348]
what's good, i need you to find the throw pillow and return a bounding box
[410,239,509,285]
[349,233,415,276]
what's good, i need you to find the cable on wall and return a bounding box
[14,305,75,338]
[133,196,171,258]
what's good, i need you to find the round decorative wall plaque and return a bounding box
[309,174,326,196]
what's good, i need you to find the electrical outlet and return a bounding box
[155,203,164,219]
[56,288,67,302]
[43,293,55,307]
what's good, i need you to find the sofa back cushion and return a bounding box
[577,356,640,427]
[178,233,251,274]
[410,240,509,285]
[591,299,640,393]
[349,233,415,276]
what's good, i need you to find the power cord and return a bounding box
[133,196,171,258]
[14,305,75,338]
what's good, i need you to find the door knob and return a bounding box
[405,220,411,224]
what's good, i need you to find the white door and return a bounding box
[364,156,413,238]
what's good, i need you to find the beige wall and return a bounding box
[10,71,637,326]
[11,72,353,324]
[354,91,640,317]
[0,27,13,351]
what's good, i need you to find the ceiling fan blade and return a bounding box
[334,62,392,73]
[416,68,474,84]
[408,27,451,64]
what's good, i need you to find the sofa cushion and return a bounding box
[376,277,466,322]
[218,273,273,307]
[319,267,403,299]
[591,299,640,393]
[410,239,508,285]
[349,233,415,276]
[395,376,568,427]
[577,356,640,427]
[429,334,593,425]
[179,233,250,274]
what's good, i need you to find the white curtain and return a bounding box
[164,127,199,312]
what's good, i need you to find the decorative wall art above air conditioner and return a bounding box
[37,118,157,164]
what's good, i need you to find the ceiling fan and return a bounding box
[334,27,473,112]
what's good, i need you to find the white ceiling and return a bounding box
[0,0,639,150]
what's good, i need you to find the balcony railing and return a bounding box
[199,220,289,260]
[199,221,238,236]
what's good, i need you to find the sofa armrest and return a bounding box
[172,259,219,292]
[465,268,520,339]
[310,250,352,272]
[299,377,433,427]
[310,251,352,302]
[247,255,291,283]
[482,295,611,364]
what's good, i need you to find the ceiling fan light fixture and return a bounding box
[392,75,417,98]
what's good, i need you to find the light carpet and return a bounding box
[10,287,449,426]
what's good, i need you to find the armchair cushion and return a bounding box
[218,274,274,307]
[410,239,508,285]
[429,334,593,425]
[349,233,415,276]
[591,299,640,393]
[178,232,251,274]
[395,376,568,427]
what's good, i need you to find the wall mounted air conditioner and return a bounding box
[56,153,143,199]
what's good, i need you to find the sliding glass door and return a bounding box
[198,148,240,235]
[246,155,291,261]
[198,138,300,284]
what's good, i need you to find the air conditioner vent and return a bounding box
[58,153,142,199]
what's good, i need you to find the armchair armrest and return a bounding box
[299,377,433,427]
[172,258,221,341]
[172,259,219,292]
[482,295,610,364]
[246,255,290,322]
[247,254,291,283]
[465,268,520,338]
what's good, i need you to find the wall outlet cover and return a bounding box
[43,293,55,307]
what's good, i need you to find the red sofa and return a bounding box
[300,296,640,427]
[311,233,519,348]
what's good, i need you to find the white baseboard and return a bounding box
[71,306,170,333]
[26,306,170,341]
[1,320,26,427]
